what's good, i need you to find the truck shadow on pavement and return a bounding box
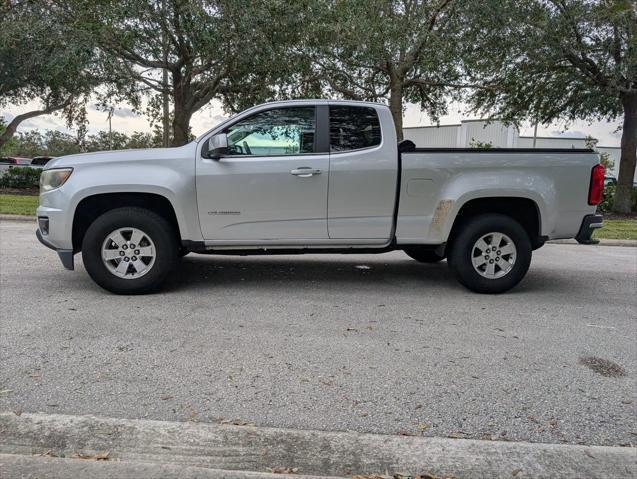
[164,255,457,292]
[160,254,556,295]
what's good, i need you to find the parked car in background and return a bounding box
[30,156,55,168]
[0,157,32,173]
[1,156,32,165]
[13,157,30,165]
[604,176,617,186]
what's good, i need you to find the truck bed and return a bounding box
[396,148,600,244]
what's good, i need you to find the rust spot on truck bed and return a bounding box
[429,200,454,237]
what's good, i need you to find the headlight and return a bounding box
[40,168,73,192]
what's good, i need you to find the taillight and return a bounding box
[588,164,605,205]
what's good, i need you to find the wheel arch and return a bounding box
[72,192,181,252]
[445,196,544,252]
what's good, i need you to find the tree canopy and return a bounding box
[55,0,293,146]
[300,0,467,140]
[0,1,102,149]
[461,0,636,213]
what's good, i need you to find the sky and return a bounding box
[2,97,623,147]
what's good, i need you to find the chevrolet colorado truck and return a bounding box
[36,100,605,294]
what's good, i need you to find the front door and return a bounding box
[196,106,329,241]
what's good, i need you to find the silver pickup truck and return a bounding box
[36,100,604,294]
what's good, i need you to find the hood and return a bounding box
[46,143,197,169]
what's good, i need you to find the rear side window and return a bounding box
[329,106,381,152]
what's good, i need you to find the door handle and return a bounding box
[290,167,322,177]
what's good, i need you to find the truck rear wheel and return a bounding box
[403,247,445,263]
[448,214,531,294]
[81,207,179,294]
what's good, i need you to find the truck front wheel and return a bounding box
[81,207,179,294]
[448,214,532,294]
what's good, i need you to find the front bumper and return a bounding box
[36,229,74,270]
[575,214,603,245]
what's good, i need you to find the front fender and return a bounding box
[39,161,202,250]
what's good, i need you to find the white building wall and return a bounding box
[517,136,589,149]
[404,120,517,148]
[403,119,634,181]
[463,120,516,148]
[403,125,460,147]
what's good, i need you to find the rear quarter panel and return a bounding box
[396,150,600,244]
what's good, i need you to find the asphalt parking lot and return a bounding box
[0,219,635,447]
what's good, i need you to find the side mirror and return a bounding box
[206,133,228,159]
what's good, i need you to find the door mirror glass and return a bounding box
[207,133,228,158]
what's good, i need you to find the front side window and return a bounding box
[224,107,316,156]
[330,106,381,152]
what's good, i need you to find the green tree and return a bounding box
[60,0,285,146]
[0,127,162,157]
[1,130,80,157]
[45,131,83,157]
[127,131,162,149]
[82,130,159,151]
[0,1,102,149]
[2,130,46,158]
[462,0,636,214]
[302,0,472,140]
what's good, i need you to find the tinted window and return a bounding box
[330,106,381,152]
[224,107,315,156]
[31,157,53,166]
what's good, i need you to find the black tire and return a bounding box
[403,247,445,263]
[448,214,532,294]
[81,207,179,294]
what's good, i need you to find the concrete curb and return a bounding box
[1,413,634,479]
[0,214,35,222]
[0,454,339,479]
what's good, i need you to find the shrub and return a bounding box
[598,185,615,213]
[0,166,41,189]
[469,137,493,149]
[598,184,637,214]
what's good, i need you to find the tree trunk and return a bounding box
[613,93,637,214]
[171,75,193,147]
[388,79,404,142]
[0,110,52,149]
[171,107,192,147]
[0,118,20,150]
[1,97,73,150]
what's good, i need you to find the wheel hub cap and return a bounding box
[101,227,156,279]
[471,232,516,279]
